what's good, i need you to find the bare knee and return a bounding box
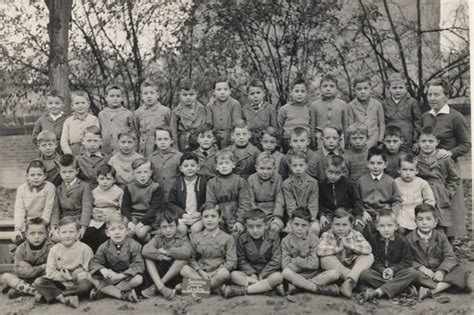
[310,222,320,236]
[177,223,188,235]
[129,275,143,287]
[216,268,230,280]
[282,268,295,279]
[1,273,17,286]
[267,272,283,286]
[190,221,203,234]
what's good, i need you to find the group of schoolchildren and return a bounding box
[2,73,470,309]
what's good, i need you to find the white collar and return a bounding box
[50,112,64,121]
[429,104,450,116]
[371,173,383,181]
[417,229,432,240]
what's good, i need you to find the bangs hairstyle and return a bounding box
[213,76,232,89]
[71,90,89,102]
[180,151,199,165]
[346,122,369,137]
[156,209,180,226]
[96,164,117,178]
[36,130,56,143]
[58,216,81,229]
[320,74,338,87]
[246,209,267,222]
[291,207,311,222]
[155,126,173,139]
[367,147,386,162]
[387,73,406,85]
[247,79,265,92]
[82,125,102,137]
[105,84,123,95]
[232,119,249,132]
[375,209,397,224]
[262,126,280,141]
[352,75,371,88]
[215,149,235,163]
[199,203,221,216]
[26,160,46,174]
[118,130,137,141]
[289,127,309,139]
[58,154,77,168]
[196,123,215,136]
[131,157,152,170]
[290,77,307,90]
[46,89,64,102]
[384,125,404,139]
[256,152,276,166]
[289,150,308,163]
[179,78,197,91]
[141,79,156,89]
[325,155,345,169]
[419,126,438,139]
[426,78,450,96]
[399,153,417,168]
[25,217,48,232]
[322,125,342,137]
[106,213,129,228]
[333,208,354,224]
[414,203,438,219]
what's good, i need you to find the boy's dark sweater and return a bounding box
[368,232,413,273]
[166,175,207,217]
[384,150,405,179]
[318,176,363,219]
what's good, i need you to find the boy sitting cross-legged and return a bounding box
[87,213,143,303]
[222,209,284,298]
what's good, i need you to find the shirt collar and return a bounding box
[202,228,220,238]
[371,173,383,181]
[378,233,396,242]
[416,229,432,240]
[184,177,197,186]
[65,178,77,187]
[87,151,102,158]
[50,112,64,121]
[322,146,343,156]
[72,112,89,120]
[429,104,450,116]
[27,181,46,192]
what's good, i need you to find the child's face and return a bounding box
[427,85,448,112]
[25,224,47,247]
[214,82,231,102]
[38,141,57,157]
[399,160,418,182]
[160,220,177,239]
[384,135,403,154]
[97,173,115,191]
[248,86,265,105]
[289,133,310,152]
[106,222,128,244]
[155,130,173,151]
[133,162,153,184]
[325,165,343,183]
[27,167,46,187]
[331,216,352,237]
[72,96,90,115]
[46,96,64,115]
[106,88,123,108]
[418,134,439,155]
[215,157,235,175]
[246,218,266,239]
[320,80,337,99]
[389,81,406,100]
[179,159,199,179]
[232,126,251,147]
[415,211,438,234]
[349,133,368,150]
[290,84,307,103]
[376,216,397,239]
[141,86,158,106]
[291,217,309,238]
[59,223,79,247]
[322,128,340,151]
[367,155,386,176]
[180,89,197,106]
[290,157,307,177]
[202,208,220,231]
[261,133,277,152]
[59,165,79,184]
[82,132,102,153]
[197,130,215,150]
[256,161,275,181]
[354,81,371,101]
[118,135,136,155]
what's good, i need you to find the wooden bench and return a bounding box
[0,220,14,273]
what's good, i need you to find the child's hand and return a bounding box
[432,270,445,282]
[100,268,113,279]
[233,222,245,233]
[419,266,435,279]
[412,143,420,155]
[198,270,210,279]
[355,218,365,227]
[49,226,58,239]
[158,248,169,256]
[60,269,73,281]
[362,211,372,224]
[436,149,452,159]
[320,215,330,229]
[382,268,394,280]
[79,226,87,239]
[248,274,258,284]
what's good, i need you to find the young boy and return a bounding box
[180,204,237,292]
[141,210,191,300]
[98,84,135,155]
[382,73,421,152]
[407,204,471,300]
[247,153,285,233]
[359,209,419,301]
[260,126,284,175]
[395,154,435,234]
[206,150,251,236]
[356,147,402,237]
[167,152,207,234]
[32,90,68,152]
[205,76,242,149]
[344,122,369,183]
[61,90,100,156]
[76,125,110,187]
[193,123,218,180]
[87,213,143,302]
[318,155,364,233]
[282,151,320,236]
[347,75,385,149]
[108,131,144,187]
[383,125,406,179]
[2,218,54,299]
[279,127,317,180]
[170,78,206,151]
[36,130,62,186]
[13,160,55,242]
[135,80,171,157]
[51,154,93,240]
[222,209,283,298]
[277,78,313,153]
[34,216,93,309]
[317,209,374,298]
[241,79,277,146]
[281,207,340,296]
[225,119,261,179]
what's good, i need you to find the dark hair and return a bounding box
[261,126,280,142]
[141,79,156,89]
[246,209,267,222]
[131,157,152,170]
[367,147,386,162]
[196,123,215,137]
[320,74,338,87]
[414,203,438,219]
[398,153,416,168]
[213,76,232,89]
[26,217,48,232]
[232,119,249,131]
[247,79,265,92]
[26,160,46,174]
[97,164,117,178]
[325,155,345,169]
[199,203,221,216]
[291,207,311,222]
[46,89,64,102]
[289,151,308,163]
[375,209,397,224]
[384,125,404,139]
[180,152,199,165]
[83,125,102,138]
[215,149,235,163]
[426,78,450,96]
[290,77,307,90]
[58,154,77,168]
[180,78,197,91]
[118,130,137,141]
[333,208,354,224]
[58,216,81,229]
[353,75,371,88]
[155,126,173,139]
[105,84,123,95]
[419,126,438,139]
[156,209,180,226]
[289,127,309,139]
[322,125,342,137]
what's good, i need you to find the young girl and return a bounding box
[180,204,237,293]
[260,126,283,175]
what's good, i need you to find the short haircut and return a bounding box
[333,208,354,224]
[352,75,371,88]
[179,78,197,91]
[26,160,46,174]
[196,123,215,136]
[213,76,232,89]
[346,122,369,137]
[180,151,199,165]
[83,125,102,138]
[367,147,386,162]
[199,203,221,216]
[256,152,276,166]
[131,157,152,170]
[106,213,128,228]
[96,164,117,178]
[262,126,280,141]
[232,119,249,131]
[419,126,438,139]
[289,151,308,163]
[384,125,404,139]
[246,209,267,222]
[322,125,342,137]
[156,209,179,226]
[325,155,345,169]
[155,126,173,139]
[141,79,156,89]
[25,217,48,232]
[58,154,77,168]
[118,130,137,141]
[71,90,89,102]
[387,73,406,85]
[46,90,64,102]
[399,153,417,168]
[414,203,438,219]
[58,216,81,229]
[289,127,309,139]
[247,79,265,92]
[426,78,450,96]
[320,74,338,87]
[36,130,57,143]
[105,84,123,95]
[290,77,307,90]
[291,207,311,222]
[375,209,397,224]
[215,149,234,163]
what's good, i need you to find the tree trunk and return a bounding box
[45,0,73,113]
